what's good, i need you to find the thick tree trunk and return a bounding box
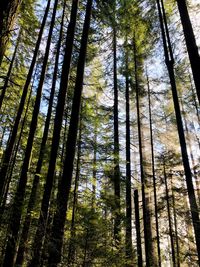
[29,1,78,266]
[0,0,21,65]
[156,0,200,263]
[47,1,93,265]
[176,0,200,105]
[147,73,161,267]
[2,1,58,265]
[0,0,51,202]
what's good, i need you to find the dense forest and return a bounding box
[0,0,200,266]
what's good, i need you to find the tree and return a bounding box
[0,0,51,204]
[47,0,93,265]
[156,0,200,263]
[29,1,79,265]
[0,0,22,65]
[176,0,200,105]
[2,0,58,265]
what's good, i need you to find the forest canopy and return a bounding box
[0,0,200,266]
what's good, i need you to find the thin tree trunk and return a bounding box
[176,0,200,105]
[156,0,200,263]
[113,20,120,243]
[0,0,21,65]
[0,0,51,201]
[58,111,68,179]
[0,80,33,218]
[15,4,65,265]
[163,164,176,267]
[170,174,180,267]
[68,120,82,266]
[184,178,196,263]
[29,1,78,266]
[0,63,38,209]
[92,106,97,209]
[125,49,133,265]
[147,72,161,267]
[133,38,154,267]
[180,97,200,205]
[2,1,58,265]
[82,229,89,267]
[134,190,143,267]
[47,1,93,265]
[189,75,200,124]
[39,175,59,267]
[0,28,21,110]
[0,125,6,152]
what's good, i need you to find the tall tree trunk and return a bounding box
[170,174,180,267]
[0,63,38,210]
[134,190,143,267]
[147,72,161,267]
[0,0,51,201]
[92,106,97,209]
[125,50,133,265]
[163,164,176,267]
[29,1,78,266]
[176,0,200,105]
[47,1,93,265]
[15,3,65,265]
[180,96,200,205]
[183,177,196,263]
[0,78,33,218]
[0,0,21,65]
[156,0,200,263]
[0,28,21,110]
[2,1,58,265]
[113,20,121,243]
[190,75,200,124]
[67,116,82,266]
[133,38,154,267]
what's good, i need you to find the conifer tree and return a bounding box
[47,0,93,265]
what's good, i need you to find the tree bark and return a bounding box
[0,0,21,65]
[176,0,200,105]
